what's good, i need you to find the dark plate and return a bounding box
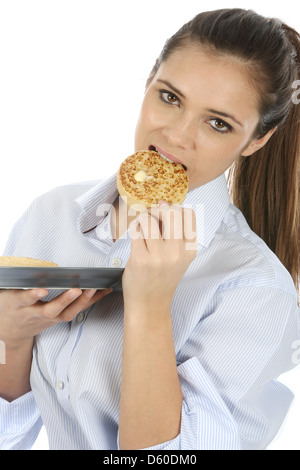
[0,267,124,290]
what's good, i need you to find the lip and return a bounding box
[151,145,186,168]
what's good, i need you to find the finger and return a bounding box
[182,208,197,243]
[151,204,183,242]
[57,288,113,322]
[161,206,196,244]
[129,214,159,243]
[15,288,49,308]
[148,202,172,239]
[40,288,83,319]
[81,288,113,303]
[140,211,162,242]
[166,206,184,241]
[158,200,170,207]
[129,217,143,241]
[149,201,171,224]
[129,218,149,256]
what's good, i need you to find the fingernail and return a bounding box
[158,200,169,207]
[69,289,82,300]
[84,289,96,298]
[36,289,48,299]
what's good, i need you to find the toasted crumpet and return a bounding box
[117,150,188,210]
[0,256,59,267]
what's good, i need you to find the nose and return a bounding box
[161,113,196,150]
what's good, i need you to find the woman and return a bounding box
[0,8,299,450]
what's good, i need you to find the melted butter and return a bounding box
[134,170,148,182]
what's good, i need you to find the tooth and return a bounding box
[158,151,173,163]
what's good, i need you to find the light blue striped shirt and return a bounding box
[0,173,299,450]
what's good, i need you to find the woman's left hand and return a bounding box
[122,202,197,314]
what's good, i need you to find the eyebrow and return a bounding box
[156,79,243,128]
[156,79,186,99]
[205,109,243,128]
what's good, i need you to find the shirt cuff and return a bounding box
[141,433,181,450]
[117,429,181,451]
[0,391,42,450]
[177,357,241,449]
[138,357,241,450]
[117,356,241,451]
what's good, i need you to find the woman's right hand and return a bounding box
[0,287,112,348]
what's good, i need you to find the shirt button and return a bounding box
[57,380,64,390]
[112,257,122,267]
[76,312,85,324]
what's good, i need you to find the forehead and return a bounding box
[153,44,260,120]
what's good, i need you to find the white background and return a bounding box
[0,0,299,450]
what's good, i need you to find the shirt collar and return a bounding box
[75,172,230,247]
[182,173,231,247]
[75,173,119,234]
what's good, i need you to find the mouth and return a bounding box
[149,145,187,171]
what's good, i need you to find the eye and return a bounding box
[159,90,180,106]
[208,118,233,134]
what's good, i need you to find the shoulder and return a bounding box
[11,180,102,234]
[3,180,102,258]
[35,180,101,203]
[208,203,297,297]
[27,180,101,214]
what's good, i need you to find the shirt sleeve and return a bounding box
[138,361,241,450]
[0,392,43,449]
[140,286,299,450]
[1,202,43,449]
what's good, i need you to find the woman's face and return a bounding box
[134,44,267,191]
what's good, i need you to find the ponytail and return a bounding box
[228,103,299,290]
[228,24,300,293]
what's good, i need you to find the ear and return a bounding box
[241,127,277,157]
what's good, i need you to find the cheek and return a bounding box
[135,102,151,136]
[194,135,234,162]
[135,99,165,149]
[140,98,164,128]
[191,135,246,178]
[204,134,248,162]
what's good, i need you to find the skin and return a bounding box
[135,44,275,190]
[0,288,112,401]
[119,44,276,449]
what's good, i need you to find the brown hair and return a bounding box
[148,9,300,292]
